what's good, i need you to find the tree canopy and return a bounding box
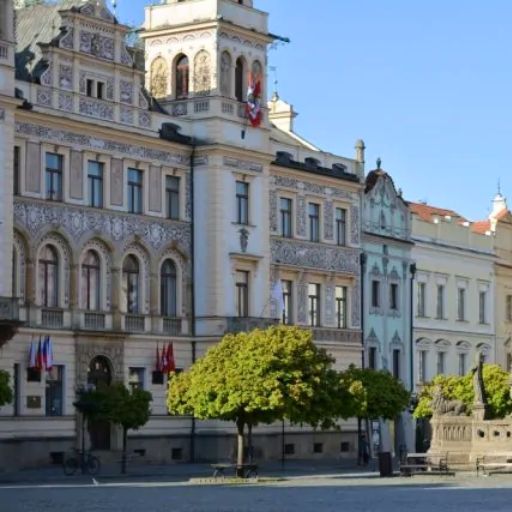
[0,370,13,408]
[168,326,355,469]
[341,365,411,420]
[414,364,512,419]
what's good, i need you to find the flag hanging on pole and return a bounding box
[161,343,169,374]
[245,72,262,128]
[167,343,176,373]
[271,280,285,317]
[155,344,161,372]
[28,342,36,369]
[44,336,53,372]
[36,337,43,371]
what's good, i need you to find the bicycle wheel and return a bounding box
[87,455,101,475]
[63,457,79,476]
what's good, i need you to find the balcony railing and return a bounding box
[84,312,106,331]
[225,317,279,334]
[125,314,146,332]
[0,43,8,60]
[163,317,182,336]
[41,309,64,328]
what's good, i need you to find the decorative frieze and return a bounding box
[271,238,360,274]
[269,188,278,232]
[120,107,134,125]
[223,157,263,173]
[138,111,151,128]
[59,27,74,49]
[59,65,73,89]
[79,98,114,120]
[120,81,133,104]
[58,93,73,112]
[274,175,354,201]
[324,201,334,240]
[110,158,124,206]
[36,88,52,107]
[351,276,361,328]
[313,328,361,344]
[13,199,192,256]
[296,196,307,237]
[16,122,188,166]
[350,205,360,245]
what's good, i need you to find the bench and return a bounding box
[400,452,451,476]
[211,463,258,479]
[476,454,512,476]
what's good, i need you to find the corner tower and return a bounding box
[0,0,16,298]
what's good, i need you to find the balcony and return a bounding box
[124,314,146,333]
[225,317,279,334]
[312,328,362,344]
[0,42,8,60]
[84,312,106,331]
[0,297,22,347]
[41,308,64,329]
[163,317,182,336]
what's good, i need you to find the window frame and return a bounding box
[282,280,292,325]
[45,152,63,202]
[308,202,320,243]
[128,168,144,214]
[82,250,101,311]
[236,181,249,225]
[335,285,347,329]
[279,197,293,238]
[335,207,347,246]
[457,287,466,321]
[308,283,321,327]
[371,280,381,309]
[436,284,445,319]
[123,255,140,314]
[417,282,426,317]
[128,367,145,391]
[160,259,178,318]
[165,175,181,220]
[45,365,64,417]
[235,270,249,318]
[390,283,399,311]
[39,245,59,308]
[87,160,104,208]
[479,290,487,324]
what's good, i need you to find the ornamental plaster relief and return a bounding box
[270,238,360,275]
[59,27,74,49]
[223,157,263,173]
[324,201,334,240]
[15,123,188,166]
[76,340,124,387]
[79,98,114,120]
[13,200,192,258]
[351,276,361,327]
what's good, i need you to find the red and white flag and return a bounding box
[28,342,37,369]
[245,73,262,128]
[167,343,176,373]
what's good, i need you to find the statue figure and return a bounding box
[471,351,487,406]
[470,350,489,420]
[430,386,466,416]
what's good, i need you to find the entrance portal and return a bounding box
[87,356,112,450]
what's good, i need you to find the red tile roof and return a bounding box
[408,202,466,223]
[471,220,491,234]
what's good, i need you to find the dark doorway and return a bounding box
[87,356,112,450]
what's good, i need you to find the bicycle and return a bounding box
[62,449,101,476]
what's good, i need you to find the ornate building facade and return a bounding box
[362,164,415,454]
[0,0,365,469]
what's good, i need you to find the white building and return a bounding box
[0,0,365,469]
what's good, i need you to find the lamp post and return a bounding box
[358,252,367,464]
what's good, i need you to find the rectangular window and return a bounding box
[236,181,249,225]
[13,146,20,196]
[236,270,249,318]
[458,353,467,376]
[335,207,347,246]
[479,291,487,324]
[128,168,143,214]
[507,353,512,373]
[86,79,94,97]
[335,286,347,329]
[128,367,145,391]
[392,349,400,380]
[13,364,20,417]
[97,81,105,100]
[371,280,380,308]
[166,176,180,220]
[458,288,466,321]
[88,161,104,208]
[45,366,64,417]
[507,295,512,323]
[417,282,426,317]
[418,350,427,383]
[437,352,445,375]
[282,280,292,325]
[390,283,399,311]
[436,284,445,319]
[45,153,63,201]
[280,198,293,238]
[368,347,377,370]
[308,283,320,327]
[308,203,320,242]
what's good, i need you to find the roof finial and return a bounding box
[111,0,117,15]
[376,157,382,170]
[498,178,502,196]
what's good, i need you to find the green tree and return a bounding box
[414,364,512,419]
[168,326,355,474]
[103,384,152,474]
[0,370,13,408]
[341,366,411,420]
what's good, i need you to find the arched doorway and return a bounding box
[87,356,112,450]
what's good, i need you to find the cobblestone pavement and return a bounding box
[2,475,512,512]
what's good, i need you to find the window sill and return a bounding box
[232,222,256,228]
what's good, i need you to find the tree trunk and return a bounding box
[121,427,127,474]
[236,418,245,478]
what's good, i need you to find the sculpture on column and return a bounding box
[470,351,488,420]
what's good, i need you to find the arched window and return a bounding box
[235,57,246,102]
[150,57,169,98]
[161,259,177,318]
[82,250,101,311]
[175,54,189,99]
[123,255,140,314]
[220,51,232,97]
[39,245,59,308]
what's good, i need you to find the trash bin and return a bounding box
[378,451,393,477]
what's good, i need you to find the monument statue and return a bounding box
[470,351,488,420]
[430,386,466,416]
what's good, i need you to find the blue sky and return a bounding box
[117,0,512,221]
